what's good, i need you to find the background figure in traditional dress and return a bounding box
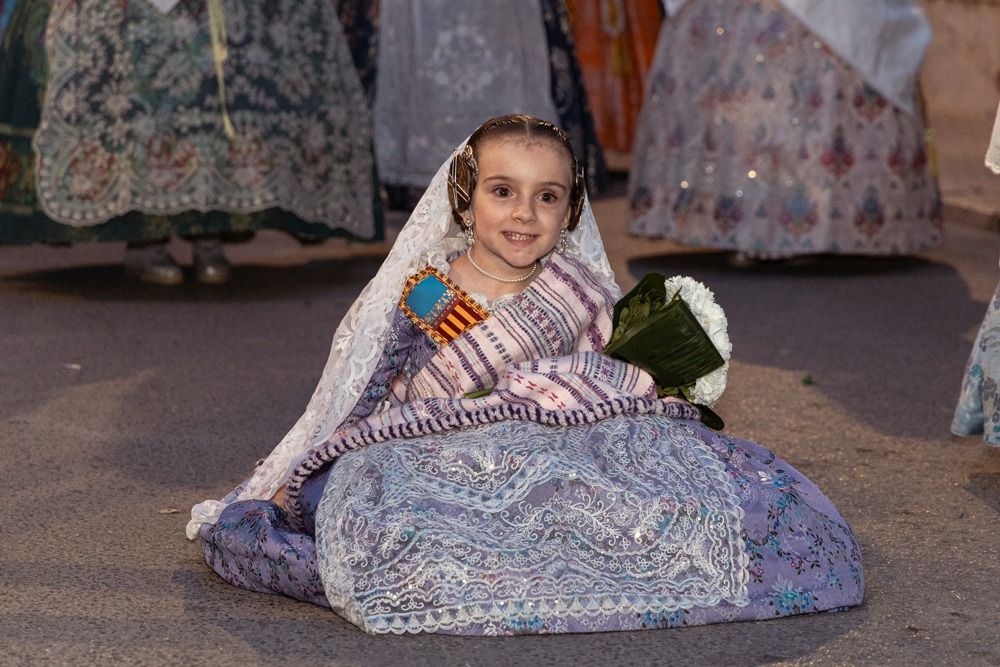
[628,0,942,262]
[565,0,661,165]
[1,0,379,284]
[373,0,606,204]
[952,101,1000,447]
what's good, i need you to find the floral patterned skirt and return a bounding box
[627,0,942,257]
[200,417,863,635]
[953,277,1000,447]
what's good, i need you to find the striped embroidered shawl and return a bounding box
[405,252,614,401]
[284,253,700,525]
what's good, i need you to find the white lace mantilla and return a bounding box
[316,416,748,634]
[35,0,375,234]
[187,139,619,539]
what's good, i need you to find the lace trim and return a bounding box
[283,396,701,526]
[315,417,749,634]
[359,594,742,635]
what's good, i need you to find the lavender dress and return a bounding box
[200,261,862,634]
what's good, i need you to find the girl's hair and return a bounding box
[447,114,586,230]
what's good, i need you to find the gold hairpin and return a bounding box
[462,145,478,175]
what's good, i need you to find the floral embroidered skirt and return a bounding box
[200,416,863,635]
[627,0,942,257]
[0,0,382,245]
[953,278,1000,446]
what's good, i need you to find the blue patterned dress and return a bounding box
[953,278,1000,446]
[198,257,863,635]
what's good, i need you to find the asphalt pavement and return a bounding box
[1,194,999,666]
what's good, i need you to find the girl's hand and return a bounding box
[270,485,288,509]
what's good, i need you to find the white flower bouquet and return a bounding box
[604,273,731,428]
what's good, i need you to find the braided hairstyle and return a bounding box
[447,114,586,231]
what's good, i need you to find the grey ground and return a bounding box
[2,191,999,666]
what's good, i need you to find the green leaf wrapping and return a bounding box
[606,277,725,388]
[605,272,727,430]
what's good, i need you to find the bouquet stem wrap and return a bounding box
[605,273,727,428]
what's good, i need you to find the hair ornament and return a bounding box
[462,144,478,176]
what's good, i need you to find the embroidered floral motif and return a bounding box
[373,1,559,188]
[911,134,929,172]
[713,195,743,233]
[854,184,885,238]
[768,578,818,616]
[754,11,793,60]
[316,416,749,635]
[779,187,819,237]
[821,126,855,178]
[853,84,889,122]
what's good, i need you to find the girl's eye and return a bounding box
[540,192,558,203]
[493,186,512,198]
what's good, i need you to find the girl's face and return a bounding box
[466,138,573,273]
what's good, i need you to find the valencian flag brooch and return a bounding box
[400,267,490,346]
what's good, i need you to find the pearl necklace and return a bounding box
[465,249,538,283]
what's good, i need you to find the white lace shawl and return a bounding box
[187,142,621,538]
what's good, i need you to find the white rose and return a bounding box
[664,276,731,406]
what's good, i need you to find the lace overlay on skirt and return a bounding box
[316,416,749,634]
[34,0,375,234]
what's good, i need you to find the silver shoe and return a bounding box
[727,251,758,269]
[193,239,232,284]
[124,242,183,285]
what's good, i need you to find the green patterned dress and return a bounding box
[0,0,381,245]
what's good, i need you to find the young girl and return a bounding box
[190,115,863,635]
